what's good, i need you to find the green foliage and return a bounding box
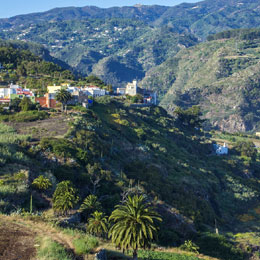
[52,181,79,215]
[0,110,49,122]
[40,137,76,158]
[55,89,72,112]
[32,175,52,191]
[137,250,201,260]
[37,237,73,260]
[109,195,162,258]
[73,236,99,255]
[179,240,200,254]
[87,211,108,237]
[19,97,35,111]
[233,141,257,160]
[196,233,245,260]
[79,194,102,219]
[174,106,204,128]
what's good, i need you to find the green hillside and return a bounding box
[0,19,198,87]
[0,41,75,93]
[2,96,260,259]
[141,29,260,132]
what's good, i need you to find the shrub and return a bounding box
[37,237,73,260]
[40,137,76,158]
[73,236,99,255]
[180,240,200,254]
[0,111,49,122]
[52,181,79,215]
[196,233,245,260]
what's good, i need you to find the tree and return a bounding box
[174,105,205,128]
[233,141,257,160]
[32,175,52,191]
[52,181,79,215]
[10,98,21,112]
[19,97,34,111]
[55,89,72,113]
[109,195,162,260]
[87,211,108,237]
[79,194,102,220]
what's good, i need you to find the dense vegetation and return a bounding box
[141,32,260,132]
[1,97,260,258]
[0,19,198,87]
[0,42,74,93]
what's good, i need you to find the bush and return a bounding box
[37,237,73,260]
[73,236,99,255]
[180,240,199,254]
[196,233,245,260]
[40,137,76,158]
[0,110,49,122]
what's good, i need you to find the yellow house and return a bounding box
[256,132,260,137]
[47,85,67,94]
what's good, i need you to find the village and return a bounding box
[0,79,157,109]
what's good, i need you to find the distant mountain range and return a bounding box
[1,0,260,131]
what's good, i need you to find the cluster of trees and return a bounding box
[233,140,257,160]
[207,28,260,41]
[174,105,205,128]
[32,176,161,259]
[9,97,38,112]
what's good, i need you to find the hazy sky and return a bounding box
[0,0,199,18]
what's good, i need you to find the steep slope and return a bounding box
[0,18,198,86]
[1,0,260,86]
[0,39,75,91]
[153,0,260,40]
[141,29,260,132]
[0,39,72,70]
[2,97,260,259]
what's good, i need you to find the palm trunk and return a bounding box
[61,103,64,112]
[133,249,138,260]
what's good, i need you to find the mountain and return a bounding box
[141,28,260,132]
[152,0,260,40]
[1,0,260,88]
[0,5,169,28]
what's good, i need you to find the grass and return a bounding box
[36,236,73,260]
[0,123,30,143]
[0,110,49,123]
[73,236,99,255]
[106,248,219,260]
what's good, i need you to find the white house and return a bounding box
[83,86,106,97]
[214,143,228,155]
[116,87,126,95]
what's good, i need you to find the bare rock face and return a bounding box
[215,114,248,133]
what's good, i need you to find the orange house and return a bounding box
[35,93,58,108]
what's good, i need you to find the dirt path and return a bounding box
[0,216,85,260]
[0,219,36,260]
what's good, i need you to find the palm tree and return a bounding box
[55,89,72,113]
[32,175,52,191]
[109,195,162,260]
[87,211,108,237]
[79,194,102,220]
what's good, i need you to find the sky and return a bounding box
[0,0,199,18]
